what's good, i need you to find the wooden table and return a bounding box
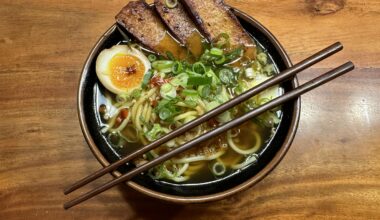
[1,0,379,219]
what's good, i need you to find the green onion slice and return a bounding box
[198,85,211,98]
[161,83,173,93]
[225,47,243,61]
[171,73,188,88]
[172,61,183,74]
[152,60,174,71]
[159,107,172,120]
[214,55,226,65]
[166,51,176,60]
[218,68,234,85]
[148,54,157,62]
[192,62,207,75]
[188,76,212,86]
[141,70,153,88]
[160,83,177,99]
[210,47,224,56]
[182,89,198,96]
[184,99,197,108]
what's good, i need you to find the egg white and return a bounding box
[96,45,151,94]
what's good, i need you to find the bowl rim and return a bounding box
[77,7,301,203]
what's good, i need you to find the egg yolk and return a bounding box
[108,53,145,90]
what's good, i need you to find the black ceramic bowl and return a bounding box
[78,8,300,203]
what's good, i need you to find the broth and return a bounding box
[94,34,282,184]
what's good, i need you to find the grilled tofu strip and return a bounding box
[155,0,204,57]
[155,0,198,45]
[181,0,255,49]
[116,1,188,59]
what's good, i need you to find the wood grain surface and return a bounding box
[1,0,379,219]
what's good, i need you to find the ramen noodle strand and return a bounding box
[172,149,226,163]
[227,130,261,155]
[135,104,144,131]
[145,105,152,123]
[141,102,149,123]
[174,111,198,121]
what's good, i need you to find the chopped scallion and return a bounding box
[198,85,211,98]
[145,124,163,142]
[218,69,234,85]
[160,83,177,99]
[152,60,174,71]
[141,70,153,88]
[263,64,275,76]
[214,55,226,65]
[210,47,224,56]
[188,76,212,86]
[244,67,255,79]
[148,54,157,62]
[206,101,220,111]
[185,95,200,104]
[171,73,188,88]
[159,108,172,120]
[166,51,175,60]
[192,62,207,75]
[172,61,183,74]
[225,47,243,62]
[184,99,197,108]
[182,89,198,96]
[257,52,268,65]
[161,83,173,93]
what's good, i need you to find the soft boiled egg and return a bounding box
[96,45,151,94]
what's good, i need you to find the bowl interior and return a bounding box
[79,10,299,199]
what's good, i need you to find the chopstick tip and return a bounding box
[332,42,343,51]
[63,187,72,195]
[346,61,355,70]
[63,203,71,210]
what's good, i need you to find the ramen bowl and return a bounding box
[77,7,300,203]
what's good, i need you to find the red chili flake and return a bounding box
[150,76,171,87]
[169,124,176,130]
[114,117,122,128]
[125,65,137,75]
[151,99,158,107]
[207,118,219,127]
[120,108,129,119]
[114,109,129,128]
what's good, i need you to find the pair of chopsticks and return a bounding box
[64,42,354,209]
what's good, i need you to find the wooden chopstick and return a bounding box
[64,60,354,209]
[64,42,343,196]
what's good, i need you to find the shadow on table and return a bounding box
[117,185,186,220]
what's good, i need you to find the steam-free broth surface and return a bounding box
[94,34,282,184]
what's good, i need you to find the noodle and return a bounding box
[174,111,198,121]
[135,104,143,131]
[231,154,259,170]
[184,162,206,177]
[227,130,261,155]
[145,105,152,123]
[97,38,282,183]
[195,106,204,115]
[172,149,226,163]
[141,102,149,123]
